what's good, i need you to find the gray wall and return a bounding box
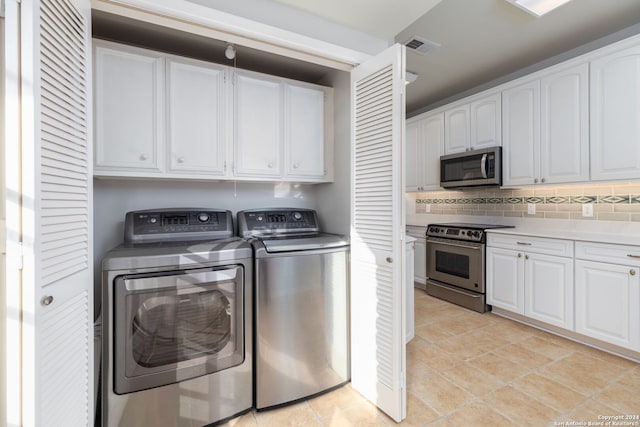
[93,179,318,279]
[316,69,351,236]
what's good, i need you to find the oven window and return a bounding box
[435,250,470,279]
[132,289,232,368]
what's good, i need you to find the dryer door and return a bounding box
[113,266,244,394]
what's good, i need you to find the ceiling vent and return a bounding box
[403,35,441,55]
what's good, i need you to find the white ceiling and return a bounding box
[272,0,640,115]
[271,0,443,40]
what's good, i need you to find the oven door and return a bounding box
[426,237,485,292]
[113,266,244,394]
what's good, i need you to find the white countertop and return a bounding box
[486,227,640,246]
[407,214,640,246]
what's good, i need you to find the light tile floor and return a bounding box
[222,290,640,426]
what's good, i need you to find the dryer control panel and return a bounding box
[124,208,234,243]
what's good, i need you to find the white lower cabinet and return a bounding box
[406,226,427,285]
[487,247,524,314]
[487,234,574,330]
[574,241,640,351]
[525,252,574,329]
[488,234,640,354]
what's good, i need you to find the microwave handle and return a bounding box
[480,153,488,179]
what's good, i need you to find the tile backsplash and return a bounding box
[409,182,640,222]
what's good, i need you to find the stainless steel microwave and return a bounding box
[440,146,502,189]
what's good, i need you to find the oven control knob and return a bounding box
[198,213,210,223]
[292,212,303,221]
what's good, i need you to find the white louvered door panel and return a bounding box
[17,0,93,425]
[350,44,406,423]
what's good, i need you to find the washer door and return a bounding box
[113,266,244,394]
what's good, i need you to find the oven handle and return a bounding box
[426,238,483,250]
[427,280,482,298]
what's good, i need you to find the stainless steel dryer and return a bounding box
[100,209,252,427]
[237,208,350,410]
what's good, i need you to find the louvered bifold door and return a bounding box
[350,44,406,422]
[18,0,93,425]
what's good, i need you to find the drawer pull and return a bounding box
[631,270,637,276]
[627,254,640,259]
[525,255,529,260]
[517,242,532,246]
[517,253,522,258]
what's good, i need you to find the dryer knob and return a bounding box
[292,212,303,221]
[198,213,210,223]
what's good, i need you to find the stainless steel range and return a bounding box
[426,223,513,313]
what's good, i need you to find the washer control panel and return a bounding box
[124,208,234,243]
[237,208,319,237]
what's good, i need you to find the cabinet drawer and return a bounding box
[575,241,640,267]
[487,234,573,257]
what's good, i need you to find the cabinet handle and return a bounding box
[140,154,148,161]
[627,254,640,259]
[41,295,54,306]
[386,257,393,263]
[517,242,532,246]
[541,178,546,183]
[631,270,636,276]
[267,162,274,169]
[177,157,185,163]
[292,163,299,169]
[517,253,522,258]
[534,178,539,184]
[525,255,529,260]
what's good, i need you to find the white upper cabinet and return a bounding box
[540,63,589,184]
[166,57,228,176]
[406,111,443,192]
[234,71,283,178]
[93,41,333,183]
[443,91,501,155]
[590,43,640,181]
[405,118,421,191]
[444,105,469,154]
[285,83,333,181]
[470,92,502,150]
[502,62,589,186]
[94,41,164,173]
[502,79,540,186]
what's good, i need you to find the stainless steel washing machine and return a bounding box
[237,208,350,410]
[100,209,252,427]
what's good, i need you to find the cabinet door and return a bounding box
[487,247,524,314]
[575,260,640,351]
[405,118,421,191]
[94,43,163,172]
[285,83,327,180]
[422,113,444,189]
[234,72,282,178]
[502,80,540,186]
[444,105,470,154]
[413,237,427,284]
[470,92,501,150]
[591,44,640,181]
[540,63,589,184]
[525,253,574,329]
[166,58,227,176]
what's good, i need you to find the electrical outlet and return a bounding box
[527,203,536,215]
[424,203,431,213]
[582,203,593,217]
